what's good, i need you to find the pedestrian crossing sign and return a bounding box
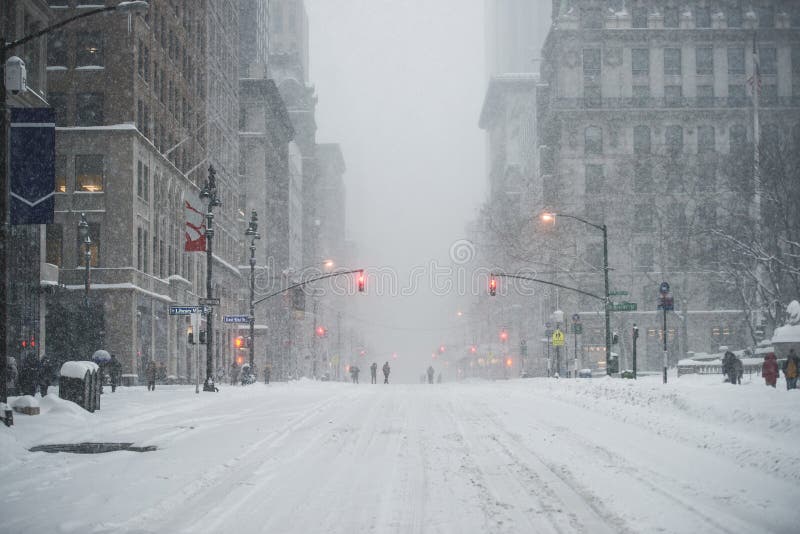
[552,329,565,347]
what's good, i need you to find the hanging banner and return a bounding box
[184,190,205,252]
[10,108,55,225]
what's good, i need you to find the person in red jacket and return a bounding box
[762,352,779,388]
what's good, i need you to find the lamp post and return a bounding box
[78,212,92,308]
[542,212,612,375]
[199,165,220,392]
[245,210,260,371]
[0,0,149,406]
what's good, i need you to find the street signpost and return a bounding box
[198,297,220,306]
[169,306,208,315]
[659,281,671,384]
[223,315,251,324]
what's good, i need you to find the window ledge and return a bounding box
[76,65,105,71]
[47,66,68,71]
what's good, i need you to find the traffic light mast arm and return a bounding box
[491,273,605,302]
[252,269,363,307]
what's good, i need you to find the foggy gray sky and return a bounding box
[307,0,486,379]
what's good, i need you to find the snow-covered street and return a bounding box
[1,376,799,534]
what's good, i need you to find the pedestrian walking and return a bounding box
[370,362,377,384]
[265,364,271,384]
[762,352,779,387]
[19,351,38,396]
[37,354,54,396]
[782,348,799,390]
[230,361,240,386]
[350,365,360,384]
[382,361,391,384]
[733,356,743,385]
[145,358,157,391]
[722,350,737,384]
[427,365,435,384]
[108,354,122,392]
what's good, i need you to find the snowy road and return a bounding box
[1,377,798,533]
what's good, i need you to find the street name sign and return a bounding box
[169,306,204,315]
[223,315,251,324]
[572,323,583,334]
[609,302,638,312]
[198,297,221,306]
[609,290,629,296]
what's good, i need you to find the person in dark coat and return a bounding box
[733,356,743,385]
[762,352,779,387]
[721,351,737,384]
[18,351,38,396]
[427,365,435,384]
[370,362,378,384]
[782,348,799,390]
[37,354,54,396]
[230,361,240,386]
[108,354,122,392]
[145,359,157,391]
[264,364,271,385]
[349,365,360,384]
[382,362,390,384]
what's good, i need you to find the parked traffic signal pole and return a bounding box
[200,166,220,392]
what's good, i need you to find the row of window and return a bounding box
[584,46,788,78]
[581,3,796,30]
[582,123,750,156]
[55,155,103,193]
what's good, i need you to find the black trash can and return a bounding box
[59,361,100,412]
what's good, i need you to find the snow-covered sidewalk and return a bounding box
[1,375,798,533]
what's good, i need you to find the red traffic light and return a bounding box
[316,326,326,337]
[439,345,446,354]
[470,345,477,353]
[499,330,508,342]
[489,276,497,296]
[357,270,365,292]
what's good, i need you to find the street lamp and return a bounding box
[199,166,221,392]
[541,212,612,375]
[0,0,150,406]
[78,212,92,308]
[245,210,260,373]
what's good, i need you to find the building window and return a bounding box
[583,48,601,76]
[634,162,652,192]
[632,7,648,28]
[635,244,654,271]
[727,2,742,28]
[76,92,103,126]
[585,126,603,154]
[47,30,67,66]
[761,84,777,105]
[633,125,651,154]
[730,124,747,150]
[697,126,716,153]
[584,85,601,108]
[48,92,67,126]
[665,85,682,106]
[666,166,683,192]
[76,31,104,66]
[728,84,746,104]
[698,163,716,192]
[697,85,714,105]
[695,7,711,28]
[46,224,63,267]
[759,48,777,75]
[77,222,100,267]
[75,155,103,192]
[664,7,680,28]
[581,8,603,29]
[727,47,745,75]
[666,126,683,153]
[585,164,604,193]
[696,47,714,75]
[664,48,682,75]
[632,49,649,75]
[55,156,67,192]
[632,84,650,104]
[757,6,774,28]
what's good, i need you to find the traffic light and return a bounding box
[315,326,326,337]
[489,276,497,296]
[612,332,619,345]
[357,270,365,292]
[506,357,513,368]
[187,326,194,345]
[470,345,477,353]
[199,330,206,344]
[439,345,445,354]
[499,330,508,342]
[234,336,245,349]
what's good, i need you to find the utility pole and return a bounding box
[245,210,260,372]
[632,323,638,379]
[200,166,220,392]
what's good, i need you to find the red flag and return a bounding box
[184,191,206,252]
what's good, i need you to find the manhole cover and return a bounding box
[29,442,157,454]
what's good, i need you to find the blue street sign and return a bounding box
[659,281,670,294]
[223,315,251,324]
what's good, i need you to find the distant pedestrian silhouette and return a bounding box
[427,366,435,384]
[370,362,377,384]
[382,362,390,384]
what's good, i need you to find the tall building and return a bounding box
[485,0,551,76]
[44,1,224,381]
[533,0,800,371]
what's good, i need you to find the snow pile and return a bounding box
[772,324,800,343]
[60,361,98,379]
[10,396,39,409]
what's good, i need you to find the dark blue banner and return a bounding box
[10,108,55,225]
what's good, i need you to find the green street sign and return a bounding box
[609,290,628,296]
[609,302,638,312]
[572,324,583,334]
